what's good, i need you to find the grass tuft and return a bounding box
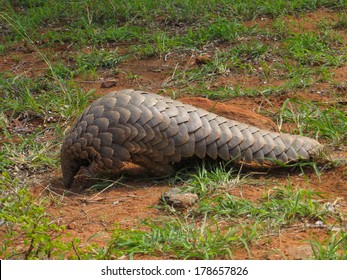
[95,218,237,260]
[279,98,347,145]
[0,172,69,259]
[310,231,347,260]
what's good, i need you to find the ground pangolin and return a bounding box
[61,89,322,187]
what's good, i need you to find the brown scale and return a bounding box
[61,89,322,187]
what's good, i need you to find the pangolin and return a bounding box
[61,89,322,187]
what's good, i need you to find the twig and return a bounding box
[71,240,81,260]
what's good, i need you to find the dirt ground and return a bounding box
[1,8,346,259]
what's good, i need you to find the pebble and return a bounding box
[162,187,198,209]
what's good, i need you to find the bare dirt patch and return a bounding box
[333,65,347,83]
[282,8,339,34]
[44,179,169,247]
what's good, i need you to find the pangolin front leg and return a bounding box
[60,89,322,187]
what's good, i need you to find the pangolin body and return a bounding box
[61,89,321,187]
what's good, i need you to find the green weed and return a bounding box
[284,32,346,66]
[0,172,69,259]
[174,162,237,196]
[310,231,347,260]
[1,130,60,174]
[3,0,346,38]
[183,85,273,99]
[0,75,94,173]
[6,0,346,50]
[0,44,5,54]
[0,75,94,120]
[230,42,269,61]
[279,98,347,144]
[75,48,126,73]
[51,63,74,79]
[204,184,328,226]
[174,42,269,84]
[132,19,252,58]
[91,218,237,260]
[334,12,347,30]
[272,17,289,39]
[0,13,71,99]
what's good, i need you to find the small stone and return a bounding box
[325,202,335,212]
[67,223,75,230]
[100,81,117,88]
[162,188,198,208]
[315,220,324,227]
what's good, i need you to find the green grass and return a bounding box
[173,162,238,196]
[184,86,267,99]
[3,0,346,33]
[207,186,328,225]
[75,48,126,72]
[1,131,59,173]
[0,173,69,259]
[2,0,346,48]
[172,42,270,85]
[0,75,95,175]
[0,75,94,121]
[334,12,347,29]
[68,169,338,259]
[132,19,254,57]
[310,231,347,260]
[279,98,347,144]
[100,219,237,260]
[0,44,5,54]
[284,32,346,66]
[39,25,144,46]
[177,164,330,226]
